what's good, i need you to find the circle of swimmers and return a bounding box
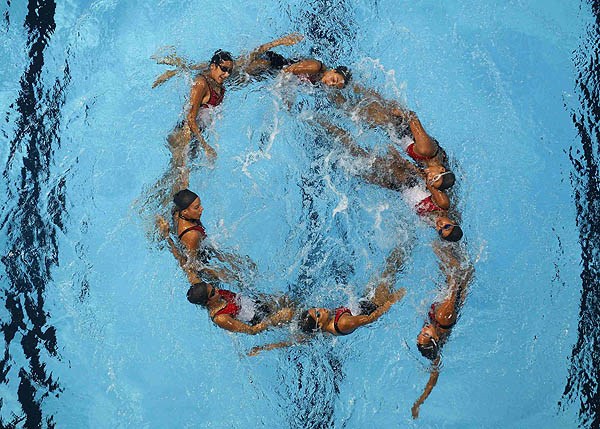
[152,34,474,419]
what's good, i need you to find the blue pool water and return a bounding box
[1,1,598,428]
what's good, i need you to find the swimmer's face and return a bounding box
[320,70,345,88]
[436,216,457,239]
[308,308,328,330]
[425,165,446,189]
[417,323,438,347]
[183,197,203,221]
[210,60,233,84]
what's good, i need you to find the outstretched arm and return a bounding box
[247,33,304,62]
[284,58,324,75]
[337,287,406,334]
[213,307,294,334]
[247,336,308,356]
[411,360,440,419]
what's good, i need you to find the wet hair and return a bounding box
[334,66,352,86]
[187,282,211,306]
[442,225,463,242]
[417,340,439,361]
[210,49,233,65]
[173,189,199,211]
[437,171,456,191]
[299,310,317,333]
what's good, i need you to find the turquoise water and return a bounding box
[0,0,590,427]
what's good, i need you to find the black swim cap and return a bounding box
[173,189,199,210]
[334,66,352,86]
[299,310,317,333]
[437,172,456,191]
[210,49,233,65]
[442,225,463,242]
[187,282,211,306]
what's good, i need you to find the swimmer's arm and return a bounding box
[338,288,406,332]
[247,340,296,356]
[213,314,263,334]
[283,59,323,75]
[247,33,304,62]
[187,78,217,160]
[426,182,450,210]
[155,216,200,284]
[187,78,208,138]
[314,118,371,159]
[411,364,440,419]
[180,230,203,253]
[247,335,310,356]
[214,307,294,335]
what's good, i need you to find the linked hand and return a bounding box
[247,347,262,357]
[411,403,420,419]
[391,288,406,303]
[155,216,170,238]
[204,145,218,163]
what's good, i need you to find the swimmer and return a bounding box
[157,189,255,283]
[186,281,294,334]
[248,247,406,355]
[412,245,474,418]
[315,120,463,242]
[283,60,352,88]
[152,33,304,88]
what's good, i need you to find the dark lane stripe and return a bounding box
[284,2,356,428]
[560,1,600,428]
[0,1,71,428]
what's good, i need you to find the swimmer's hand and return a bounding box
[155,215,170,238]
[411,403,420,419]
[278,33,304,46]
[203,143,218,163]
[390,287,406,304]
[247,346,262,357]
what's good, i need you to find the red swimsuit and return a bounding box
[415,195,444,216]
[333,307,352,335]
[406,143,437,162]
[178,222,207,240]
[201,77,225,108]
[213,290,241,319]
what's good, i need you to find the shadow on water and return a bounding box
[561,1,600,428]
[279,1,357,428]
[0,1,70,427]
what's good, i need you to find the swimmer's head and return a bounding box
[417,324,440,360]
[299,308,327,333]
[438,171,455,190]
[425,166,455,190]
[436,216,463,242]
[187,281,217,306]
[334,66,351,85]
[321,66,351,88]
[173,189,199,210]
[209,50,233,84]
[210,49,233,65]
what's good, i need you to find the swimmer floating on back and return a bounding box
[156,188,255,284]
[412,244,474,418]
[247,247,406,356]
